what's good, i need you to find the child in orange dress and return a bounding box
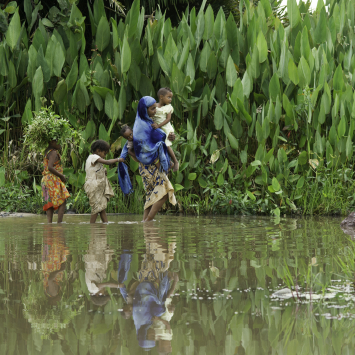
[42,140,70,223]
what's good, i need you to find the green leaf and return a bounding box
[6,9,21,50]
[256,31,268,63]
[288,58,299,85]
[333,64,345,92]
[96,16,110,52]
[246,190,256,201]
[171,63,185,95]
[217,173,224,186]
[128,61,142,91]
[118,87,126,120]
[8,60,17,88]
[99,123,110,142]
[296,176,305,189]
[53,42,65,77]
[198,176,208,188]
[272,177,281,191]
[214,105,223,130]
[298,151,308,165]
[287,0,301,28]
[32,66,43,112]
[188,173,197,181]
[338,116,346,137]
[300,27,310,60]
[227,132,239,150]
[42,18,54,27]
[174,184,184,192]
[314,7,327,44]
[298,56,311,88]
[121,36,131,74]
[53,79,67,105]
[200,42,211,72]
[269,73,280,101]
[226,55,238,87]
[236,98,252,125]
[66,56,78,91]
[36,45,50,82]
[105,93,118,121]
[207,52,217,80]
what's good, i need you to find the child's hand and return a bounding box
[151,123,159,129]
[118,158,124,163]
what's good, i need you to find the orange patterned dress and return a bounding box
[41,149,70,211]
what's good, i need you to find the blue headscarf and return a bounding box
[133,96,170,172]
[117,97,170,194]
[117,144,133,195]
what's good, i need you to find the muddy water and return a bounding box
[0,215,353,354]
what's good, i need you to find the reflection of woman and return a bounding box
[42,227,70,302]
[132,97,177,222]
[131,227,179,352]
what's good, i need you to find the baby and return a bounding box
[152,87,179,172]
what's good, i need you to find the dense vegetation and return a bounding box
[0,0,355,216]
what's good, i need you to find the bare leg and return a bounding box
[46,207,54,223]
[90,213,98,224]
[100,210,108,223]
[144,194,168,222]
[167,147,179,172]
[57,201,66,223]
[143,206,152,221]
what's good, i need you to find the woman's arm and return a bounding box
[152,113,172,129]
[48,150,66,182]
[167,132,176,142]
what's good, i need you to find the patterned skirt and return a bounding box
[139,163,176,210]
[41,174,70,211]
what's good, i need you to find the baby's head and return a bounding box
[157,87,173,106]
[120,125,133,141]
[91,140,110,159]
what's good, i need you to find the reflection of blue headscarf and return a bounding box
[117,97,170,195]
[133,274,170,350]
[118,253,132,302]
[117,144,133,195]
[133,97,170,172]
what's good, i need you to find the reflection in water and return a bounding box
[1,216,355,354]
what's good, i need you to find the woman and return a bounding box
[130,96,177,222]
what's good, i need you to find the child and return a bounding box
[42,140,70,223]
[84,140,123,223]
[152,87,179,172]
[120,125,139,162]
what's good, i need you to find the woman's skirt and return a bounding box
[41,174,70,211]
[139,163,176,210]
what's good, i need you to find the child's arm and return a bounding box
[93,157,123,166]
[152,112,172,129]
[48,150,66,182]
[128,148,139,162]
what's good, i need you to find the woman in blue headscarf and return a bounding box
[130,96,177,222]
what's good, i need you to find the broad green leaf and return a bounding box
[93,91,103,111]
[111,19,119,50]
[200,42,211,72]
[32,66,43,111]
[314,7,327,44]
[346,134,353,159]
[298,151,308,165]
[226,56,238,87]
[227,132,239,150]
[174,184,184,192]
[214,105,223,130]
[8,60,17,88]
[298,56,311,88]
[186,54,195,83]
[242,69,252,97]
[118,86,126,120]
[203,5,214,40]
[53,79,67,105]
[296,176,305,189]
[6,9,21,50]
[333,64,345,92]
[246,190,256,200]
[249,47,260,79]
[99,123,110,142]
[121,36,131,74]
[105,93,118,121]
[188,173,197,181]
[207,52,217,80]
[36,45,50,82]
[338,116,346,137]
[66,56,78,91]
[256,31,268,63]
[96,16,110,52]
[53,42,65,77]
[198,176,208,188]
[171,63,185,95]
[237,98,252,125]
[128,61,141,91]
[272,177,281,191]
[288,58,299,85]
[269,73,280,101]
[300,27,310,60]
[217,173,224,186]
[287,0,301,28]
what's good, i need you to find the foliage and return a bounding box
[0,0,355,215]
[23,107,80,153]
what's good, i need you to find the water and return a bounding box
[0,215,353,354]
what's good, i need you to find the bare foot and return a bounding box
[173,161,179,172]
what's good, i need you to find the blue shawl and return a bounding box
[117,144,133,195]
[117,96,170,195]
